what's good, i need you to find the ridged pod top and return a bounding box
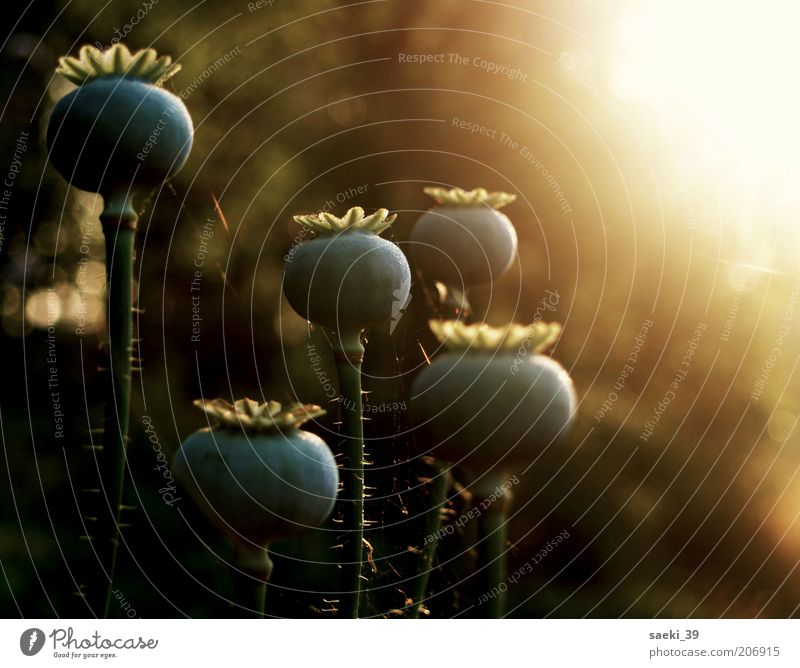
[293,206,397,235]
[429,319,561,353]
[423,186,516,210]
[56,44,181,86]
[194,398,325,432]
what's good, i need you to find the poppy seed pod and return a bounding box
[283,206,409,618]
[46,44,193,195]
[410,320,576,474]
[283,207,411,332]
[172,399,339,547]
[410,187,518,288]
[44,44,195,616]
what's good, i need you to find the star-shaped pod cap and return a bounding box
[56,44,181,86]
[423,186,516,210]
[194,398,325,432]
[429,319,561,353]
[293,206,397,235]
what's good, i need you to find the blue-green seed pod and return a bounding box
[410,187,518,287]
[46,45,193,195]
[410,320,576,473]
[283,207,410,331]
[172,399,339,547]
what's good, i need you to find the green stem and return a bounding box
[474,475,512,618]
[330,329,365,618]
[408,459,449,618]
[233,544,273,618]
[95,191,137,618]
[478,505,508,618]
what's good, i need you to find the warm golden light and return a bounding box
[612,1,800,186]
[609,0,800,280]
[25,289,60,329]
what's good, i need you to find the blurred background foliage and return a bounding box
[2,0,800,617]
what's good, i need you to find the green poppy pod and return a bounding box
[410,187,518,288]
[46,44,193,195]
[172,399,339,547]
[283,207,411,332]
[410,320,576,474]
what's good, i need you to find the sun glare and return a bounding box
[612,1,800,185]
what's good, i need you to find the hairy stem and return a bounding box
[95,191,137,618]
[408,459,449,618]
[330,329,365,618]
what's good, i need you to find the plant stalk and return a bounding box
[330,329,365,618]
[408,459,448,618]
[95,191,137,618]
[233,544,273,618]
[475,476,511,618]
[478,505,508,617]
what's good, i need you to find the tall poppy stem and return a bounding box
[475,475,512,618]
[94,190,137,618]
[330,330,365,618]
[408,459,448,617]
[233,544,273,618]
